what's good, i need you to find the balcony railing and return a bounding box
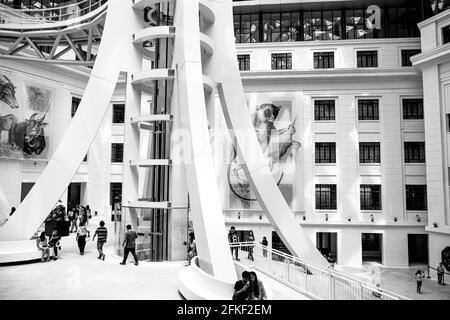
[230,241,409,300]
[0,0,107,24]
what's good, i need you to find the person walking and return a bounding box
[415,269,425,294]
[36,231,50,262]
[120,224,139,266]
[76,221,90,255]
[92,220,108,260]
[260,236,268,258]
[437,263,445,285]
[228,226,240,261]
[85,205,92,225]
[246,230,255,261]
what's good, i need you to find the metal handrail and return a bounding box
[230,241,409,300]
[0,0,108,24]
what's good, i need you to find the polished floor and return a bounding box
[0,216,184,300]
[335,264,450,300]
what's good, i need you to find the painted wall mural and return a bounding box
[0,73,52,160]
[227,100,300,207]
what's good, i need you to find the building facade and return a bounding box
[0,0,449,268]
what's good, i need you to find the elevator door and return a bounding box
[408,234,428,266]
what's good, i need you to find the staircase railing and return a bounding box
[230,242,409,300]
[0,0,108,24]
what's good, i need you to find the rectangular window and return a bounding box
[443,25,450,44]
[314,52,334,69]
[358,99,379,120]
[271,53,292,70]
[314,100,335,121]
[111,143,124,163]
[359,142,381,164]
[315,184,337,210]
[71,97,81,118]
[360,184,382,210]
[404,142,426,163]
[315,142,336,163]
[237,54,250,71]
[110,182,122,206]
[447,114,450,132]
[403,99,423,120]
[405,185,427,211]
[112,104,125,124]
[357,51,378,68]
[401,49,421,67]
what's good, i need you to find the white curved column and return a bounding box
[0,0,142,241]
[171,0,236,282]
[204,0,329,268]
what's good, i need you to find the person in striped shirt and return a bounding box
[92,220,108,260]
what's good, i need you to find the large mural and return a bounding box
[227,100,300,207]
[0,73,52,160]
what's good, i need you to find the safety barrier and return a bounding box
[0,0,107,24]
[230,242,409,300]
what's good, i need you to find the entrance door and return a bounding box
[316,232,338,262]
[67,183,81,210]
[362,233,383,263]
[408,234,429,266]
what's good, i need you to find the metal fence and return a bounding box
[230,242,409,300]
[0,0,107,24]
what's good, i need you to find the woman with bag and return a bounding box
[76,220,90,255]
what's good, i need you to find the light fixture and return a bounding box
[394,217,398,222]
[370,214,375,222]
[416,214,421,223]
[259,214,262,220]
[433,222,438,228]
[238,212,241,220]
[325,214,329,221]
[348,217,351,222]
[302,216,306,221]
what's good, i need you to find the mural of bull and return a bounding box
[9,113,48,156]
[0,76,19,109]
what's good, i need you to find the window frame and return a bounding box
[314,100,336,121]
[111,143,124,163]
[404,142,426,163]
[358,99,379,121]
[405,185,427,211]
[112,103,125,124]
[356,50,378,68]
[313,51,335,69]
[402,98,423,120]
[237,54,251,71]
[359,142,381,164]
[315,184,337,210]
[360,184,382,211]
[271,52,292,70]
[315,142,336,164]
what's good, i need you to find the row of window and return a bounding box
[313,99,424,121]
[315,142,425,164]
[237,49,421,71]
[233,5,423,43]
[315,184,427,211]
[72,97,125,123]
